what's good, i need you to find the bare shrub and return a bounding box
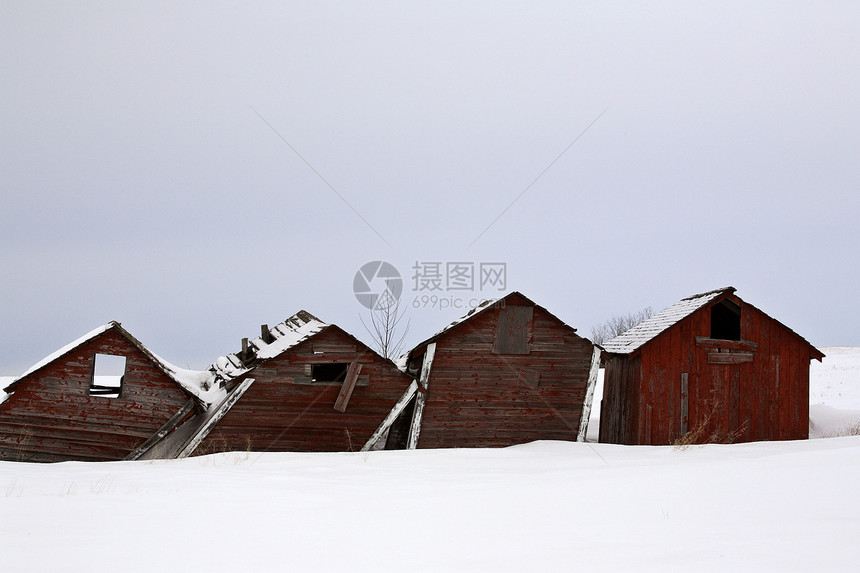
[843,421,860,436]
[590,307,653,346]
[674,401,747,450]
[823,420,860,438]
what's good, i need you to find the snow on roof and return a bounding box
[209,310,328,387]
[148,352,224,407]
[14,323,113,382]
[602,287,735,355]
[0,377,13,405]
[252,310,328,360]
[392,352,410,373]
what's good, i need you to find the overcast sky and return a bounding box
[2,2,858,374]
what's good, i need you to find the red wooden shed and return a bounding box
[599,287,825,445]
[160,310,415,456]
[0,322,211,462]
[364,292,600,450]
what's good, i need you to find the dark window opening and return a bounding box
[90,354,126,398]
[311,363,349,383]
[710,300,741,341]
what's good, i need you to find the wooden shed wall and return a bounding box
[196,328,412,453]
[0,330,191,462]
[414,301,595,448]
[600,295,817,446]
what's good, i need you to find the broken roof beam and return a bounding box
[406,342,436,449]
[239,337,256,365]
[361,380,419,451]
[124,399,196,461]
[261,324,274,344]
[576,346,601,442]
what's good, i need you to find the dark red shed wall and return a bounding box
[0,329,190,462]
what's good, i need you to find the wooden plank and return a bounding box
[778,327,790,440]
[712,364,729,439]
[656,326,669,444]
[728,365,740,438]
[123,399,195,460]
[576,345,601,442]
[665,321,681,443]
[645,404,653,445]
[707,352,754,364]
[407,342,436,449]
[680,373,689,436]
[333,362,362,412]
[798,344,811,439]
[175,377,255,458]
[695,337,758,352]
[492,306,533,355]
[772,355,781,438]
[360,380,419,451]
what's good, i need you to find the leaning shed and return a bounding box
[0,322,216,462]
[599,287,825,446]
[173,310,415,455]
[363,291,600,450]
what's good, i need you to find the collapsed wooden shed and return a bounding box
[0,322,213,462]
[364,292,600,450]
[158,311,415,456]
[599,287,825,446]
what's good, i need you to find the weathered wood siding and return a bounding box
[599,355,640,445]
[195,327,412,453]
[600,293,819,445]
[413,296,595,448]
[0,329,191,462]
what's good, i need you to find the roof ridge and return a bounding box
[680,286,735,301]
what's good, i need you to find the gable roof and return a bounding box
[601,287,734,355]
[2,321,219,405]
[408,291,584,359]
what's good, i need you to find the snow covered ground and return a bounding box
[1,348,859,572]
[809,347,860,439]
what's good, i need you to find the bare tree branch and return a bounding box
[360,292,410,360]
[590,306,653,346]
